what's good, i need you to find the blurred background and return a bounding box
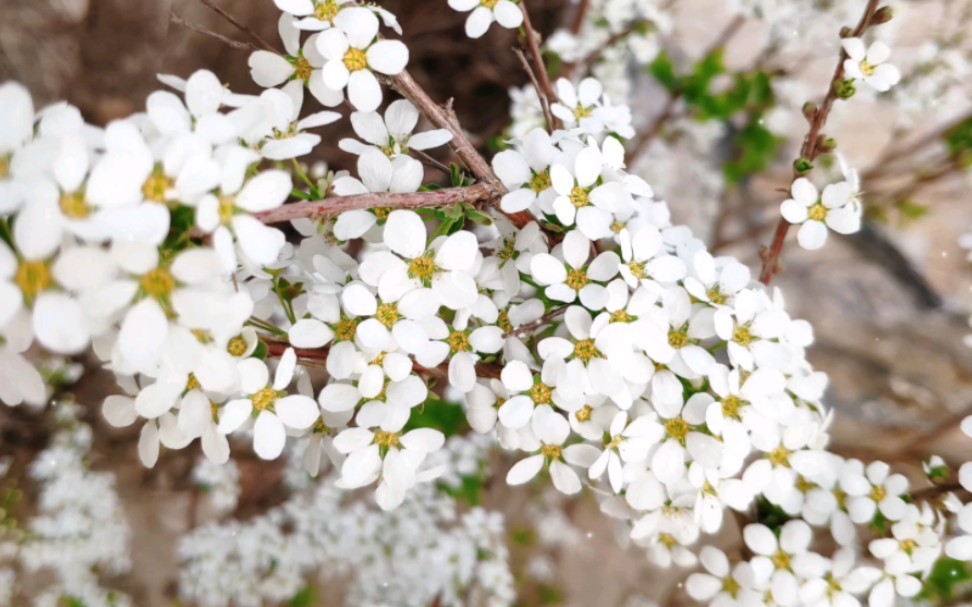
[2,0,972,604]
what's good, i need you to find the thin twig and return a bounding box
[254,183,501,224]
[570,0,591,35]
[519,0,560,130]
[381,71,532,227]
[196,0,281,54]
[758,0,881,285]
[169,13,257,51]
[514,47,556,131]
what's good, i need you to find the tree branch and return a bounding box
[758,0,881,285]
[382,70,532,227]
[254,183,502,224]
[196,0,281,54]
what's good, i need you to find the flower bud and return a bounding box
[793,157,813,175]
[872,6,893,25]
[802,102,818,122]
[839,26,854,38]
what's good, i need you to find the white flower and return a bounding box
[217,350,320,459]
[273,0,351,31]
[249,15,344,107]
[780,177,861,251]
[548,138,631,239]
[447,0,523,39]
[842,38,901,92]
[840,460,909,524]
[505,404,598,495]
[316,7,409,111]
[744,521,828,607]
[339,99,452,157]
[588,410,663,493]
[686,547,763,606]
[529,230,619,309]
[801,548,881,607]
[197,158,291,271]
[492,128,560,214]
[373,209,481,310]
[332,425,444,509]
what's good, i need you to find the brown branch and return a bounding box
[570,0,591,35]
[514,47,556,132]
[758,0,881,285]
[263,339,503,379]
[381,71,532,227]
[196,0,281,54]
[564,20,645,79]
[519,0,558,106]
[169,12,258,51]
[254,183,501,224]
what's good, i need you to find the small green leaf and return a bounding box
[290,586,317,607]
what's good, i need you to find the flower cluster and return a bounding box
[1,0,971,605]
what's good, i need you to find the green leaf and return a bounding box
[252,340,269,361]
[919,558,972,601]
[649,51,680,91]
[755,496,793,532]
[404,398,469,437]
[290,586,317,607]
[724,122,781,183]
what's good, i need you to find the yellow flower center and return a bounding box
[408,254,437,282]
[142,171,172,204]
[529,382,553,405]
[610,221,625,234]
[251,386,278,412]
[373,207,391,221]
[15,261,52,300]
[732,325,754,345]
[772,550,792,571]
[315,0,339,21]
[448,330,471,353]
[140,268,175,300]
[659,533,677,549]
[723,576,741,597]
[0,155,10,179]
[375,303,401,329]
[565,268,588,291]
[769,446,791,467]
[706,288,727,305]
[569,186,590,208]
[334,316,358,342]
[627,261,647,280]
[375,430,401,448]
[192,329,213,344]
[312,418,331,435]
[294,56,313,82]
[218,196,236,226]
[186,373,202,392]
[498,238,517,262]
[574,104,593,119]
[59,192,91,219]
[573,339,598,362]
[808,202,828,222]
[498,311,513,334]
[529,169,551,194]
[540,443,562,460]
[722,396,742,419]
[667,329,688,349]
[343,48,369,72]
[860,60,876,77]
[665,417,689,441]
[575,405,593,423]
[900,538,918,555]
[796,475,815,494]
[870,485,888,503]
[610,310,632,323]
[227,336,248,357]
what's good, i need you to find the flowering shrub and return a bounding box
[1,0,972,605]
